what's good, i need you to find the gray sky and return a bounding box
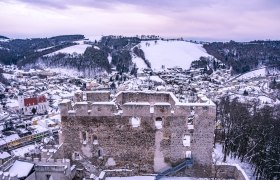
[0,0,279,41]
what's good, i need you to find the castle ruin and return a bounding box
[59,91,216,177]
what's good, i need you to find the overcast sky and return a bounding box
[0,0,279,41]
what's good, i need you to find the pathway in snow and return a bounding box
[154,130,170,172]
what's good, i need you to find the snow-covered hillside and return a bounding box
[132,56,148,69]
[237,68,267,80]
[45,40,91,56]
[86,35,102,42]
[0,38,9,42]
[237,67,280,80]
[132,40,212,71]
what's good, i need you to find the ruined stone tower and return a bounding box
[59,91,216,176]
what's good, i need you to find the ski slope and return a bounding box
[132,40,212,71]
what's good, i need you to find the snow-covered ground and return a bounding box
[133,40,212,71]
[132,57,148,69]
[213,143,253,179]
[35,46,54,52]
[86,35,103,42]
[11,144,36,157]
[258,95,273,104]
[138,76,165,83]
[46,67,83,77]
[0,111,9,119]
[2,73,15,79]
[237,68,266,80]
[6,99,19,109]
[45,44,91,56]
[0,38,10,42]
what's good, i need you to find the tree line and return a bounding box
[203,40,280,74]
[218,96,280,179]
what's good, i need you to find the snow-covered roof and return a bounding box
[0,134,20,145]
[9,160,34,178]
[0,152,11,159]
[237,68,267,80]
[11,145,36,157]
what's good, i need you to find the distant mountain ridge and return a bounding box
[0,34,85,65]
[0,35,9,39]
[1,34,280,78]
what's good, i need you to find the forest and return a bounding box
[204,40,280,74]
[0,35,84,65]
[218,97,280,179]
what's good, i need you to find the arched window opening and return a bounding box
[98,148,103,159]
[74,152,81,160]
[46,174,53,180]
[130,117,141,128]
[92,135,98,145]
[155,117,163,129]
[82,132,87,144]
[183,135,191,147]
[186,151,192,159]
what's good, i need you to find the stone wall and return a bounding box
[122,103,150,116]
[60,105,216,175]
[61,116,156,173]
[213,164,249,180]
[86,91,111,102]
[116,92,175,105]
[60,91,216,176]
[90,103,117,116]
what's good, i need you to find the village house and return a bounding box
[18,93,48,115]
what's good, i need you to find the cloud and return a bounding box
[5,0,280,11]
[0,0,280,40]
[3,0,217,10]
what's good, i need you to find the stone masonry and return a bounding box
[59,91,216,176]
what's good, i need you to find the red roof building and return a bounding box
[24,95,47,106]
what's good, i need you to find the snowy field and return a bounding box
[133,40,212,71]
[46,67,83,77]
[86,35,103,42]
[0,38,9,42]
[132,56,148,69]
[237,68,266,80]
[46,44,91,56]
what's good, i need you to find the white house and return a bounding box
[18,93,48,115]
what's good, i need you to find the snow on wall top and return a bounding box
[134,40,212,71]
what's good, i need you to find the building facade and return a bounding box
[59,91,216,176]
[18,94,48,115]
